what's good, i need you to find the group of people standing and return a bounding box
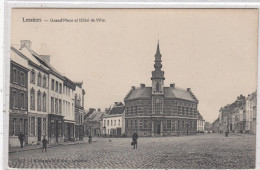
[18,132,48,152]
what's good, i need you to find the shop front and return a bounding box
[48,114,64,144]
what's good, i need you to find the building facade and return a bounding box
[10,40,86,146]
[197,112,205,132]
[9,48,30,147]
[85,109,106,137]
[74,82,86,141]
[103,102,125,137]
[124,42,199,137]
[245,91,257,134]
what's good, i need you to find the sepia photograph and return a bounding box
[6,8,258,169]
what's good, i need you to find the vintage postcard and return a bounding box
[3,7,259,169]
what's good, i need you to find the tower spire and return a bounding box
[157,40,160,54]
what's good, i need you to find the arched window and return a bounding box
[43,75,46,88]
[13,68,17,83]
[37,72,42,86]
[20,72,25,85]
[31,69,35,83]
[42,92,46,112]
[156,82,160,92]
[12,90,17,108]
[30,88,35,110]
[37,90,41,111]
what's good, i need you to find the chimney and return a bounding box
[20,40,32,50]
[170,83,175,88]
[40,55,50,63]
[97,108,101,112]
[131,86,135,90]
[140,84,145,88]
[187,88,191,91]
[115,102,118,106]
[105,108,110,113]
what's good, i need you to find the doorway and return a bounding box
[55,120,59,143]
[154,121,161,135]
[37,118,42,142]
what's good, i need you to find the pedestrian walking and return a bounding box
[132,131,138,149]
[18,132,25,148]
[88,135,92,144]
[42,136,48,153]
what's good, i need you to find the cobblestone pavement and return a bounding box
[9,133,256,169]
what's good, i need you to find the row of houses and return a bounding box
[212,91,257,134]
[9,40,86,147]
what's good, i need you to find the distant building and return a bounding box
[85,109,106,137]
[197,112,205,132]
[103,102,125,137]
[212,118,220,133]
[124,42,199,137]
[74,82,86,141]
[245,91,257,134]
[204,122,212,132]
[218,94,247,133]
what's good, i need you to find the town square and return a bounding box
[9,133,256,169]
[5,9,258,169]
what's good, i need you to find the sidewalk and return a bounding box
[9,138,98,153]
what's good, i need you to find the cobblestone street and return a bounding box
[9,133,256,169]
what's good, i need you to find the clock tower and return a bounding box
[151,41,165,115]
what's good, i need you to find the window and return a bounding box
[55,98,58,114]
[130,120,133,129]
[31,117,35,135]
[167,120,171,129]
[56,81,58,92]
[13,68,17,83]
[135,120,137,129]
[59,83,62,94]
[131,106,133,114]
[43,76,46,88]
[30,88,35,110]
[135,105,138,114]
[51,79,54,90]
[156,82,160,92]
[12,90,17,108]
[114,120,116,126]
[20,72,25,85]
[42,93,46,112]
[144,120,148,129]
[43,118,46,135]
[12,118,16,136]
[20,92,25,109]
[118,120,120,126]
[59,99,62,114]
[37,72,41,86]
[51,97,54,113]
[37,91,41,111]
[30,69,35,83]
[111,120,112,126]
[107,120,109,126]
[126,107,128,115]
[104,120,106,126]
[19,118,23,134]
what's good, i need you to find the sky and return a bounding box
[11,9,258,123]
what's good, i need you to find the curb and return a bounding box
[9,140,97,153]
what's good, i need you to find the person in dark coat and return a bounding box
[42,136,48,152]
[132,132,138,149]
[18,132,25,148]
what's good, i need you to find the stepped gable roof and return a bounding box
[125,86,197,102]
[108,105,125,115]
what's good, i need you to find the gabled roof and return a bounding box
[87,110,105,122]
[107,105,125,115]
[124,87,197,102]
[84,108,96,120]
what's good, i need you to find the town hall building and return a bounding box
[124,42,199,137]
